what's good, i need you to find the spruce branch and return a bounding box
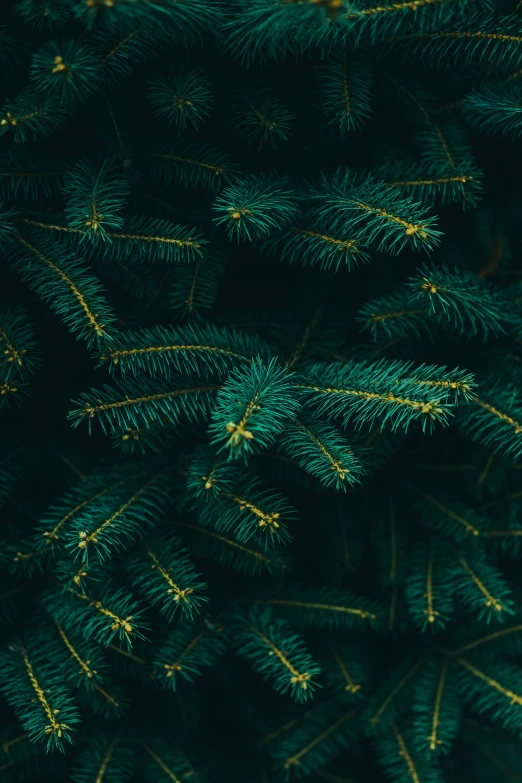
[127,533,208,621]
[62,158,130,239]
[232,89,294,149]
[0,88,70,143]
[30,40,101,103]
[320,51,373,135]
[69,377,219,435]
[213,174,300,242]
[281,418,366,490]
[232,608,322,702]
[406,263,510,339]
[153,616,228,691]
[9,233,116,347]
[412,657,461,757]
[0,643,79,751]
[296,359,454,433]
[147,66,213,133]
[97,323,270,379]
[309,172,442,255]
[209,358,301,460]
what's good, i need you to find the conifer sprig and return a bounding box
[209,358,301,460]
[406,263,509,339]
[147,67,213,133]
[297,359,455,433]
[195,474,295,547]
[97,323,270,379]
[0,643,80,751]
[154,616,229,690]
[69,378,219,435]
[282,418,366,490]
[320,52,373,135]
[309,173,442,255]
[127,534,208,621]
[0,88,70,143]
[232,608,322,702]
[233,89,294,149]
[213,175,300,242]
[63,159,129,239]
[30,40,101,103]
[45,584,148,651]
[8,234,116,347]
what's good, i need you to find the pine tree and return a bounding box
[2,1,522,782]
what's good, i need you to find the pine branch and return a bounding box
[213,174,300,242]
[153,616,228,691]
[30,40,101,103]
[147,66,213,133]
[281,418,366,490]
[296,359,455,434]
[209,358,301,460]
[9,233,116,347]
[0,643,79,751]
[127,533,208,621]
[97,323,269,379]
[232,608,322,702]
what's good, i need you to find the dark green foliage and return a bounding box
[147,67,213,133]
[127,533,207,621]
[463,82,522,138]
[406,263,509,339]
[389,14,522,72]
[142,739,200,783]
[209,359,301,460]
[232,89,294,149]
[371,160,484,210]
[16,0,71,30]
[194,473,295,547]
[251,584,381,631]
[269,701,360,780]
[281,418,366,490]
[375,724,444,783]
[298,359,455,434]
[7,234,116,348]
[65,468,175,563]
[232,608,321,702]
[406,539,456,633]
[321,52,372,135]
[363,654,427,732]
[0,305,41,382]
[309,172,442,255]
[263,218,370,273]
[412,485,487,542]
[457,380,522,461]
[0,640,80,751]
[69,378,218,435]
[2,2,522,781]
[456,656,522,733]
[168,252,228,318]
[44,583,148,651]
[150,142,239,192]
[30,40,101,103]
[153,615,229,691]
[412,658,461,757]
[174,519,288,578]
[71,731,136,783]
[63,159,129,239]
[0,152,63,200]
[213,175,300,242]
[0,89,69,143]
[97,323,269,379]
[454,547,515,624]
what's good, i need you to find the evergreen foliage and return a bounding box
[2,1,522,782]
